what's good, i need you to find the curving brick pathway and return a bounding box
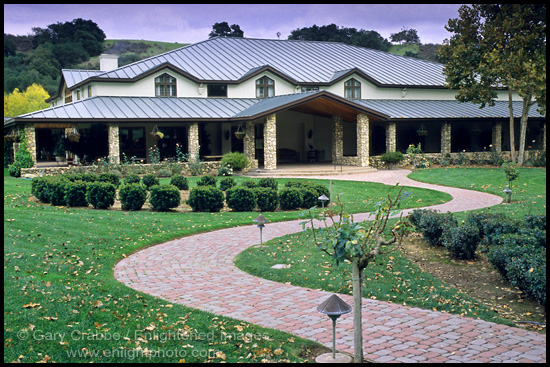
[114,170,546,363]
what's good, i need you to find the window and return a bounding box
[256,76,274,98]
[301,86,319,93]
[120,127,146,159]
[155,73,177,97]
[88,85,92,98]
[344,78,361,99]
[76,90,81,100]
[64,85,72,104]
[208,84,227,97]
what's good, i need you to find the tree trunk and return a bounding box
[517,95,532,166]
[508,88,516,162]
[352,258,363,363]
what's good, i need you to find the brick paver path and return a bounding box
[114,170,546,363]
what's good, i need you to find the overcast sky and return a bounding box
[4,4,464,45]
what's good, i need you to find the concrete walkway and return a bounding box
[114,170,546,363]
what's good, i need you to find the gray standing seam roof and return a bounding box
[86,37,447,87]
[13,93,544,122]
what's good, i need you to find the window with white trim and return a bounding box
[155,73,177,97]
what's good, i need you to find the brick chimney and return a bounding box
[99,54,119,71]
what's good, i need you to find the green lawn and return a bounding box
[235,167,546,328]
[3,171,449,363]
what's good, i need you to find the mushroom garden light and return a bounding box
[316,294,353,363]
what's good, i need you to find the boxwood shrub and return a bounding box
[98,172,121,187]
[45,177,68,206]
[196,175,217,187]
[119,183,148,211]
[254,187,279,212]
[226,186,256,212]
[279,187,303,210]
[86,181,116,209]
[219,177,236,191]
[187,186,224,212]
[300,187,319,209]
[64,181,89,207]
[442,223,480,260]
[142,173,160,189]
[149,184,181,211]
[418,210,457,247]
[258,177,278,190]
[124,173,141,185]
[170,174,189,190]
[31,177,50,203]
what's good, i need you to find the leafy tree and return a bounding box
[301,185,412,363]
[390,27,421,44]
[4,34,17,56]
[208,22,244,38]
[439,4,546,165]
[4,83,50,117]
[288,24,391,51]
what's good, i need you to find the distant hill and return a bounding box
[76,39,188,69]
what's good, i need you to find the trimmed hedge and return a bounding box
[142,173,160,189]
[196,175,217,187]
[442,223,480,260]
[226,186,256,212]
[170,174,189,190]
[86,181,116,209]
[124,173,141,185]
[119,183,148,211]
[279,188,303,210]
[64,181,88,207]
[187,186,224,212]
[219,177,236,191]
[149,184,181,211]
[254,187,279,212]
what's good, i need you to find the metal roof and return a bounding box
[355,99,545,119]
[89,37,447,87]
[13,93,544,124]
[16,96,259,120]
[63,70,105,88]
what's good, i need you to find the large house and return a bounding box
[6,37,546,170]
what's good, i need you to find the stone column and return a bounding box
[108,123,120,164]
[332,115,344,164]
[188,122,200,162]
[385,121,396,152]
[440,122,452,155]
[264,114,277,170]
[24,123,37,167]
[492,121,502,153]
[243,121,258,169]
[357,113,370,167]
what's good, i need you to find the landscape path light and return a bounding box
[318,194,329,209]
[252,214,268,245]
[315,294,353,363]
[503,187,512,204]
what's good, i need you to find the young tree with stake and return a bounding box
[301,184,413,363]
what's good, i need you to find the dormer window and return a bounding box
[155,73,177,97]
[344,78,361,99]
[256,76,274,98]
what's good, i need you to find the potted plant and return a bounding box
[380,151,404,169]
[150,125,164,141]
[234,124,246,140]
[54,139,66,162]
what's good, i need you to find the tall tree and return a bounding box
[208,22,244,38]
[390,27,420,44]
[288,24,391,51]
[439,4,546,165]
[4,83,50,117]
[301,186,412,363]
